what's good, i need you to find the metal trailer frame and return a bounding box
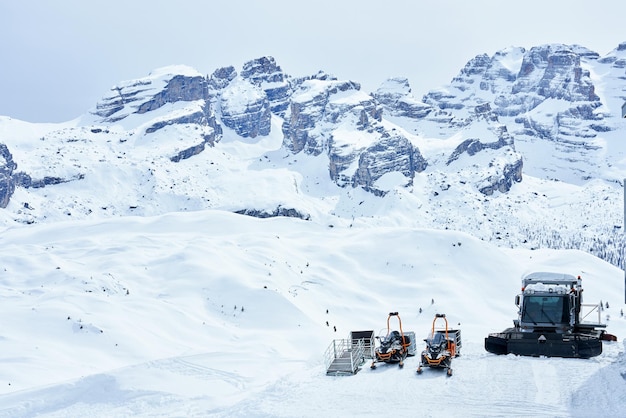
[350,330,376,359]
[324,338,366,375]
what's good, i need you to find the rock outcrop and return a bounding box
[219,77,271,138]
[283,77,425,193]
[0,144,17,208]
[373,78,434,119]
[240,56,292,116]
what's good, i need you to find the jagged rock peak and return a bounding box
[209,66,237,91]
[241,56,285,85]
[373,77,412,106]
[373,78,433,120]
[0,143,17,208]
[450,47,524,94]
[219,77,271,138]
[282,77,375,155]
[512,44,599,102]
[93,65,207,122]
[459,53,492,76]
[239,56,292,116]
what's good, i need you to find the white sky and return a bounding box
[1,0,625,122]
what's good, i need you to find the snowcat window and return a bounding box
[522,296,568,324]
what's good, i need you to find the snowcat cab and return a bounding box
[370,312,413,369]
[485,272,616,358]
[416,313,461,376]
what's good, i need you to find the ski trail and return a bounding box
[531,359,568,415]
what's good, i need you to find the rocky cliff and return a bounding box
[1,43,626,221]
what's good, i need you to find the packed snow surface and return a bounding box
[0,210,624,417]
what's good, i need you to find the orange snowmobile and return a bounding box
[370,312,413,369]
[416,313,461,376]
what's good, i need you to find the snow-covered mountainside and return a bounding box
[1,45,626,265]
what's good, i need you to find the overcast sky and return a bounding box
[2,0,625,123]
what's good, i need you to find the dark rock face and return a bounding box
[136,75,208,114]
[351,132,428,189]
[145,110,206,134]
[240,56,292,116]
[241,56,283,84]
[0,145,69,209]
[452,53,497,92]
[209,66,237,91]
[479,157,523,195]
[0,144,17,208]
[170,141,208,162]
[234,206,311,220]
[373,78,434,119]
[94,69,222,163]
[283,78,425,193]
[0,145,85,207]
[17,174,83,189]
[207,57,293,137]
[445,122,522,194]
[378,43,614,188]
[512,45,599,103]
[94,80,152,120]
[283,79,379,155]
[219,78,271,138]
[418,44,601,122]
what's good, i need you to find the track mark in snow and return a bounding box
[146,356,247,390]
[532,359,562,406]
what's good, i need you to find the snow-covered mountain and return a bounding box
[2,45,626,248]
[1,45,626,261]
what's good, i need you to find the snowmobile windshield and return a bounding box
[428,332,446,346]
[385,330,401,343]
[522,295,569,325]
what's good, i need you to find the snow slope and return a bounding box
[0,210,624,417]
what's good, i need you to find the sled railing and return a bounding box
[350,330,375,359]
[324,338,366,375]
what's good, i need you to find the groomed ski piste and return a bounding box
[0,210,625,417]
